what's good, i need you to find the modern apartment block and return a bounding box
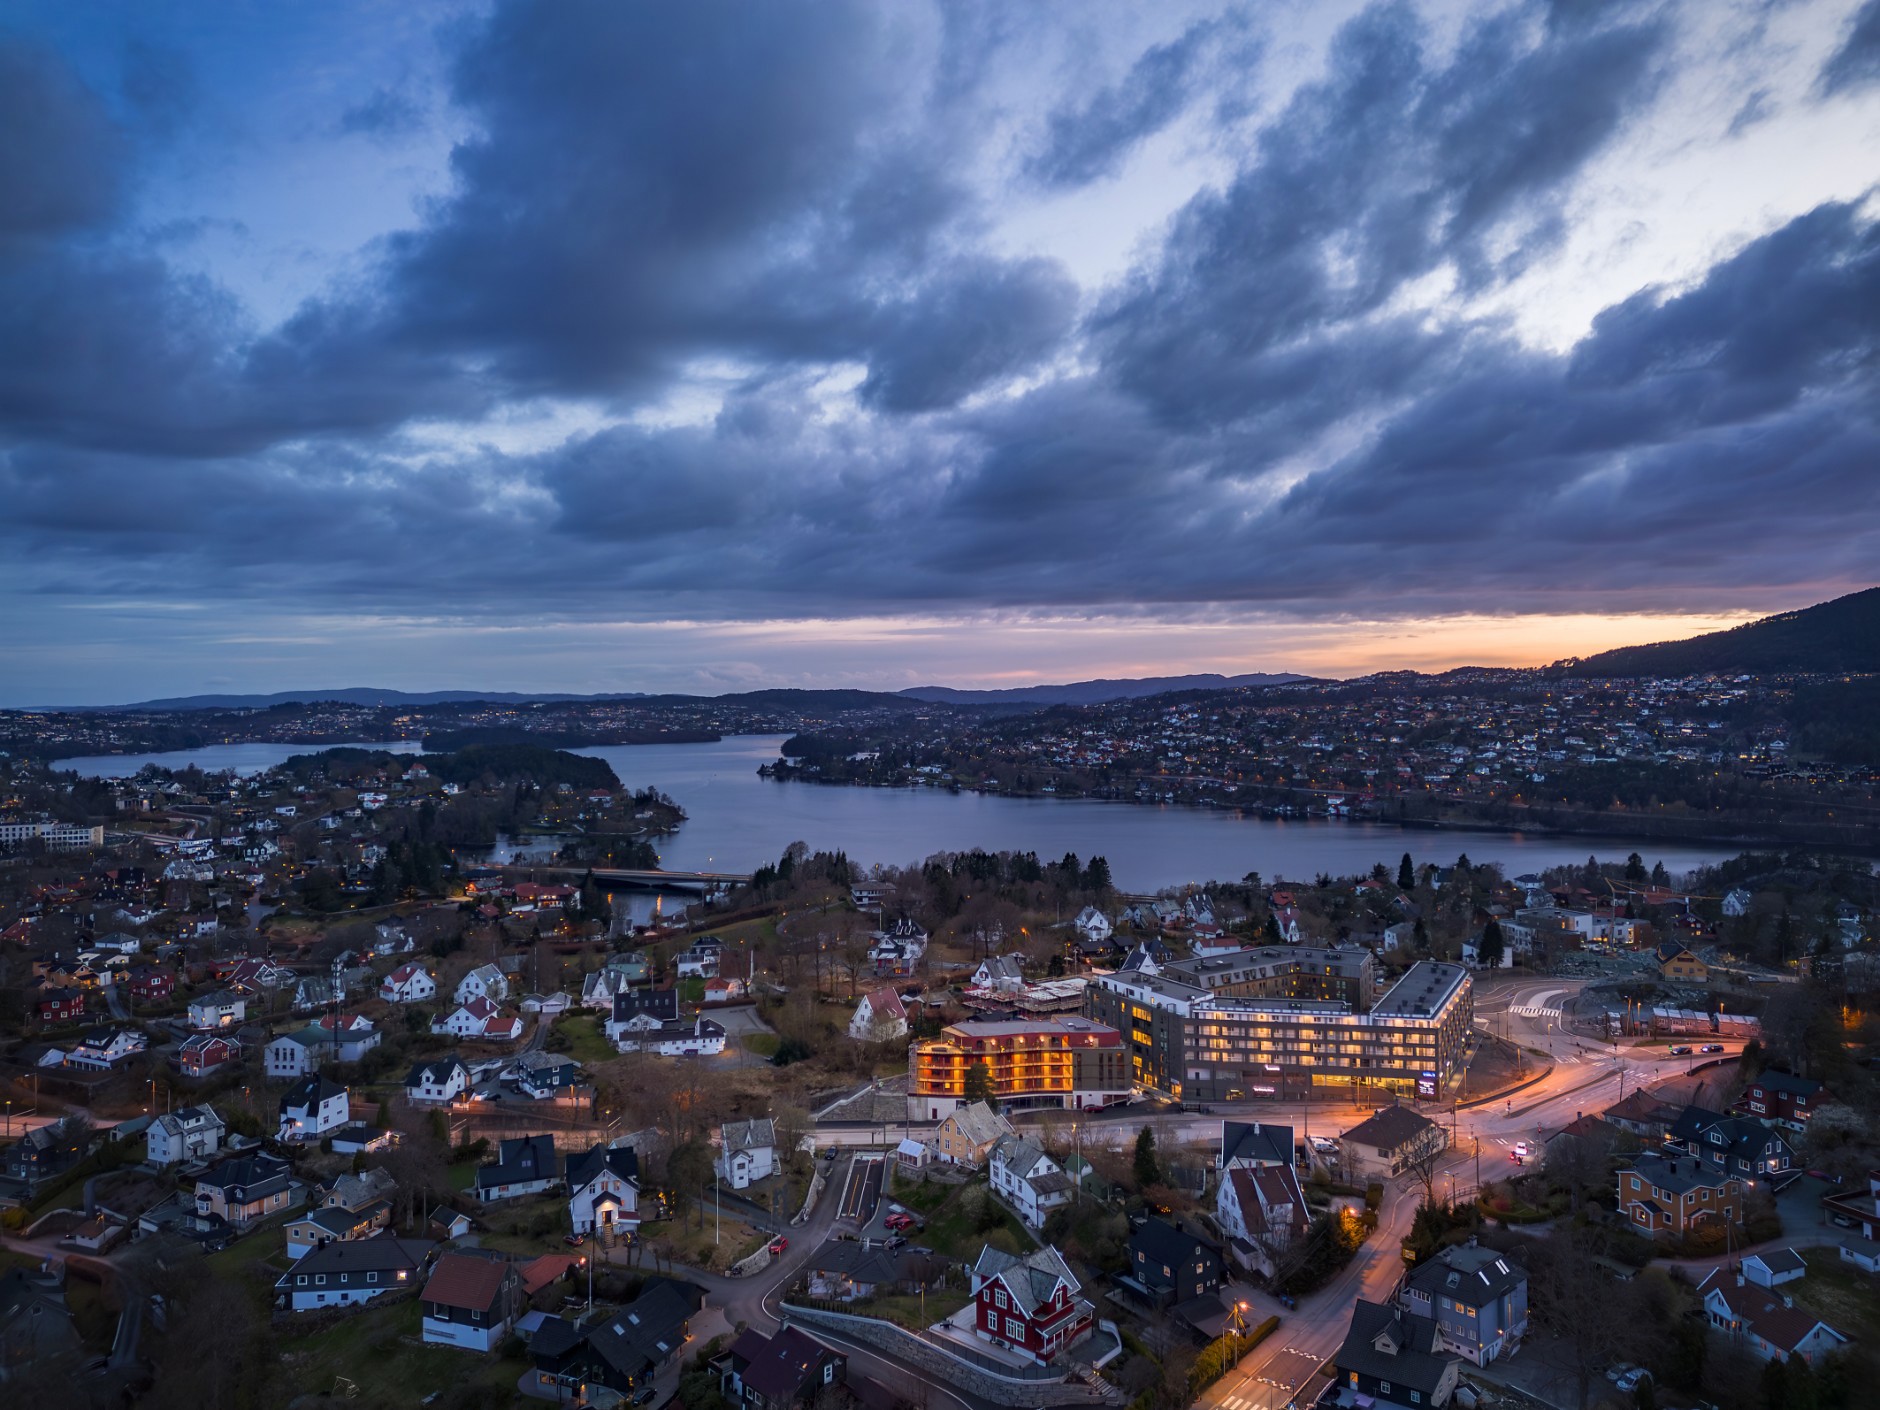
[1084,948,1473,1102]
[906,1016,1132,1120]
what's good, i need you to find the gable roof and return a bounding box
[281,1233,433,1284]
[1696,1269,1847,1354]
[1404,1243,1526,1307]
[422,1252,512,1312]
[1225,1164,1309,1239]
[565,1142,640,1191]
[722,1118,776,1154]
[585,1277,699,1379]
[612,987,678,1023]
[941,1101,1012,1147]
[476,1134,558,1190]
[972,1244,1081,1316]
[1221,1120,1293,1167]
[281,1075,347,1113]
[860,987,907,1020]
[1336,1300,1453,1395]
[1131,1217,1219,1270]
[1343,1104,1440,1151]
[406,1056,469,1087]
[729,1325,838,1402]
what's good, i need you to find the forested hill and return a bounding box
[1564,588,1880,676]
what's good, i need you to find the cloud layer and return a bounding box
[1,0,1877,697]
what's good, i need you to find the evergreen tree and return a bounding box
[962,1062,994,1105]
[1397,853,1416,891]
[1760,1356,1787,1410]
[1264,914,1283,944]
[1413,916,1430,952]
[1084,855,1112,892]
[1133,1126,1160,1189]
[1650,860,1670,887]
[1478,919,1504,968]
[1625,852,1647,883]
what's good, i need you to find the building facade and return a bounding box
[907,1016,1130,1121]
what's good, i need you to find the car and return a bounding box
[631,1387,658,1405]
[884,1235,907,1251]
[1669,1045,1693,1056]
[563,1233,586,1247]
[768,1237,788,1255]
[1615,1369,1653,1393]
[884,1212,915,1231]
[1513,1141,1530,1159]
[1605,1364,1638,1384]
[1701,1043,1725,1053]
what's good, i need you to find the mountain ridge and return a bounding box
[898,672,1311,705]
[1563,587,1880,677]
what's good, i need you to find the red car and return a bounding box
[883,1213,915,1231]
[768,1237,788,1255]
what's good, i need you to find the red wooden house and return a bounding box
[127,965,176,1003]
[969,1244,1096,1365]
[37,986,86,1025]
[175,1033,241,1077]
[1734,1071,1828,1133]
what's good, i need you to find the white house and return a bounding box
[275,1236,432,1312]
[580,969,632,1009]
[567,1142,642,1235]
[971,955,1025,991]
[1742,1249,1808,1289]
[406,1056,471,1105]
[849,987,908,1042]
[61,1027,147,1071]
[315,1013,381,1062]
[631,1017,726,1056]
[380,963,436,1003]
[474,1135,560,1203]
[1215,1163,1311,1278]
[988,1134,1072,1229]
[454,964,509,1005]
[266,1030,326,1080]
[146,1105,226,1166]
[1073,907,1112,944]
[431,997,524,1042]
[1697,1268,1848,1364]
[715,1119,777,1190]
[279,1076,351,1143]
[187,991,246,1030]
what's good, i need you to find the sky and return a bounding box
[3,0,1878,705]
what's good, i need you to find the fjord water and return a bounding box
[54,734,1739,891]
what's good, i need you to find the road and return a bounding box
[1196,973,1750,1410]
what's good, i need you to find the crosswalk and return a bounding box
[1511,987,1566,1018]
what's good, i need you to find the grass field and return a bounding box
[552,1013,617,1066]
[744,1031,782,1058]
[888,1177,1036,1260]
[276,1297,529,1402]
[1798,1248,1880,1345]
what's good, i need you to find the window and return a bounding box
[315,1275,326,1285]
[297,1275,308,1286]
[367,1272,378,1284]
[995,1290,1007,1310]
[1006,1316,1025,1339]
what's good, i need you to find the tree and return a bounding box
[962,1062,994,1105]
[1084,855,1112,892]
[1651,860,1670,887]
[1478,919,1505,969]
[1134,1126,1160,1190]
[1398,853,1416,891]
[1625,852,1647,883]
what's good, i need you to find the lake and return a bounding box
[54,733,1743,891]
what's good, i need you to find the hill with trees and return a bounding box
[1564,587,1880,676]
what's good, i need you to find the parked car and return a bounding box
[563,1233,586,1247]
[768,1237,788,1255]
[884,1212,916,1231]
[1615,1368,1653,1393]
[1605,1364,1639,1384]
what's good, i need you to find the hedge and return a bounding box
[1188,1315,1280,1395]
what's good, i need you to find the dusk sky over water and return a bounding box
[4,0,1877,703]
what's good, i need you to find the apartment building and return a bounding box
[906,1017,1130,1121]
[1085,949,1472,1102]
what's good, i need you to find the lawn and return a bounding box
[865,1290,971,1331]
[1798,1249,1880,1345]
[276,1296,530,1402]
[745,1031,782,1059]
[915,1180,1036,1261]
[552,1013,617,1066]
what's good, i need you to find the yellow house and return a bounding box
[928,1101,1013,1167]
[1656,941,1708,983]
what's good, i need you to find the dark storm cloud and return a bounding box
[1819,0,1880,94]
[1025,17,1240,189]
[1,0,1875,647]
[1094,1,1666,432]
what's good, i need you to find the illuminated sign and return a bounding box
[1416,1071,1439,1098]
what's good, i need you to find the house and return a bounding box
[1340,1106,1447,1182]
[805,1241,946,1302]
[1602,1089,1683,1141]
[126,965,175,1003]
[3,1117,92,1187]
[868,918,928,976]
[514,1050,581,1099]
[1125,1217,1222,1309]
[1215,1163,1311,1278]
[278,1075,351,1143]
[1397,1241,1528,1366]
[1839,1237,1880,1273]
[969,1243,1096,1364]
[1821,1170,1880,1240]
[927,1101,1013,1167]
[196,1153,294,1228]
[988,1134,1073,1229]
[406,1056,471,1105]
[566,1142,641,1235]
[146,1105,226,1166]
[1074,907,1113,944]
[455,963,510,1005]
[275,1234,433,1308]
[475,1134,560,1203]
[174,1032,241,1077]
[1742,1248,1808,1289]
[1333,1300,1461,1410]
[1735,1071,1828,1132]
[703,975,748,1004]
[1667,1105,1794,1183]
[292,974,346,1012]
[430,996,524,1042]
[971,956,1025,992]
[675,941,721,979]
[186,990,246,1030]
[716,1118,777,1191]
[266,1028,329,1080]
[61,1026,147,1070]
[1616,1153,1742,1236]
[421,1252,523,1352]
[581,968,634,1009]
[571,1278,699,1396]
[1695,1268,1848,1364]
[722,1325,847,1410]
[849,986,908,1042]
[315,1012,380,1061]
[380,963,436,1004]
[605,987,679,1046]
[0,1267,81,1378]
[222,957,294,994]
[618,1016,727,1056]
[36,987,85,1025]
[1220,1120,1294,1171]
[1655,940,1708,983]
